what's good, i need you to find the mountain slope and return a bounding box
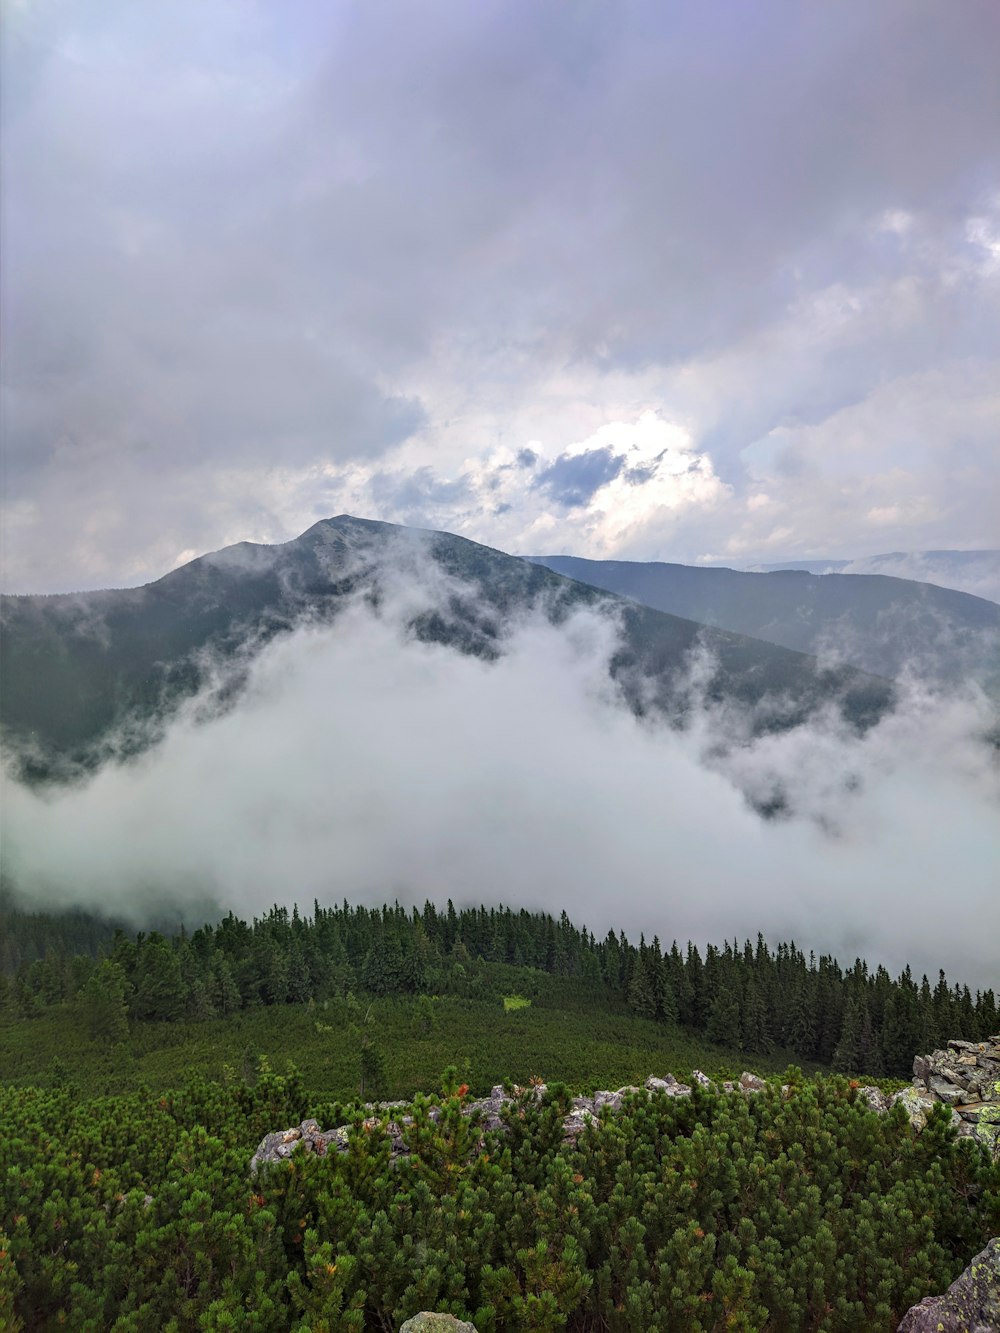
[530,554,1000,689]
[1,516,893,781]
[746,550,1000,605]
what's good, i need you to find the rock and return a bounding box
[739,1072,767,1093]
[398,1315,479,1333]
[251,1036,1000,1172]
[891,1087,939,1130]
[645,1075,677,1092]
[858,1087,889,1114]
[912,1054,933,1086]
[929,1077,969,1106]
[902,1035,1000,1158]
[896,1237,1000,1332]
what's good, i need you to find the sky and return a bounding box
[2,0,1000,593]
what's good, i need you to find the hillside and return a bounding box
[0,516,893,782]
[749,550,1000,604]
[1,893,998,1331]
[530,554,1000,689]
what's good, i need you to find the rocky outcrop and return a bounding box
[909,1037,1000,1159]
[398,1316,479,1333]
[896,1237,1000,1332]
[251,1036,1000,1173]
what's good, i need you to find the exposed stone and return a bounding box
[908,1036,1000,1158]
[896,1237,1000,1332]
[252,1037,1000,1172]
[858,1087,889,1114]
[929,1077,968,1106]
[398,1315,479,1333]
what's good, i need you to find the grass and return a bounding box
[0,985,826,1102]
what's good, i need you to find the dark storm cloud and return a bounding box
[533,447,626,509]
[2,0,999,588]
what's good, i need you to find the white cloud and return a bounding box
[4,577,998,988]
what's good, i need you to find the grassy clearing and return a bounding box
[502,994,531,1012]
[0,985,824,1101]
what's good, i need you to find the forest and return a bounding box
[2,897,997,1081]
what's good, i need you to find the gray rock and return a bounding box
[252,1036,1000,1173]
[912,1054,932,1086]
[858,1087,889,1114]
[928,1078,968,1106]
[398,1315,479,1333]
[896,1237,1000,1332]
[645,1075,677,1092]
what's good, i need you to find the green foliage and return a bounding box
[1,1072,997,1330]
[81,958,130,1044]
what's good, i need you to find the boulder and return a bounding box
[857,1087,889,1114]
[739,1072,767,1093]
[896,1237,1000,1332]
[891,1087,940,1131]
[399,1316,479,1333]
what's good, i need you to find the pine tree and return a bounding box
[627,951,657,1020]
[81,960,129,1044]
[132,937,187,1022]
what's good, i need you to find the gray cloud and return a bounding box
[2,0,999,589]
[533,447,626,508]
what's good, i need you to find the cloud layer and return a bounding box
[3,1,999,590]
[4,579,998,990]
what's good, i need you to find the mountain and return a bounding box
[745,550,1000,605]
[0,516,893,782]
[530,554,1000,690]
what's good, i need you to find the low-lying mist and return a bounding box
[3,568,998,991]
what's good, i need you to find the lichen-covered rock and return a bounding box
[896,1237,1000,1332]
[909,1035,1000,1158]
[892,1086,941,1130]
[398,1315,479,1333]
[857,1086,890,1114]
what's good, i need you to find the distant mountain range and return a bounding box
[1,516,893,783]
[742,550,1000,605]
[531,555,1000,690]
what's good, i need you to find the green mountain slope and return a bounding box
[1,516,893,780]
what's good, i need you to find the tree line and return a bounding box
[2,897,996,1078]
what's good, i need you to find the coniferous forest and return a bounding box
[2,897,999,1330]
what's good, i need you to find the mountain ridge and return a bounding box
[0,515,895,783]
[530,553,1000,689]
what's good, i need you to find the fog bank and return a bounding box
[3,581,998,989]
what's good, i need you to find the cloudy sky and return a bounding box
[3,0,999,594]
